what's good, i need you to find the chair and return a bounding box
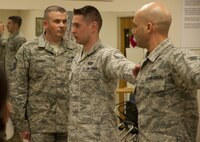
[116,93,138,142]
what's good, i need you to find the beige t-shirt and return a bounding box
[49,42,60,54]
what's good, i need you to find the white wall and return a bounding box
[0,0,176,12]
[0,10,122,44]
[0,0,182,42]
[0,10,21,36]
[100,12,118,49]
[20,10,43,41]
[0,0,183,47]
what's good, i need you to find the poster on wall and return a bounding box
[35,17,43,37]
[181,0,200,49]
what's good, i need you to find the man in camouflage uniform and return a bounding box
[5,16,27,72]
[5,16,26,142]
[68,5,136,142]
[0,22,7,69]
[132,2,200,141]
[9,6,80,142]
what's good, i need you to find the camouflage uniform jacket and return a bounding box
[10,34,80,133]
[5,31,26,72]
[134,38,200,142]
[0,34,7,68]
[68,40,135,142]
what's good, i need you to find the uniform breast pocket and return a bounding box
[80,68,100,80]
[57,60,72,73]
[30,59,48,79]
[144,76,165,93]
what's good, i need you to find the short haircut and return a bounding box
[44,5,67,20]
[8,16,22,27]
[73,5,102,32]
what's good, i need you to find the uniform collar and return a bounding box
[37,33,73,54]
[79,39,102,62]
[83,39,102,56]
[9,30,20,38]
[139,38,173,70]
[145,38,173,63]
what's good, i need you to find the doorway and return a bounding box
[116,16,134,121]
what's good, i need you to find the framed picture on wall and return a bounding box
[35,17,43,37]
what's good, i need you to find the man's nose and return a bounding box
[71,27,76,34]
[59,21,65,26]
[131,28,135,34]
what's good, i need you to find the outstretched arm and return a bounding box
[132,64,141,78]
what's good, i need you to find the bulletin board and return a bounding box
[181,0,200,49]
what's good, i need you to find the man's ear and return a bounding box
[43,20,48,31]
[91,21,98,33]
[14,22,20,30]
[146,22,154,32]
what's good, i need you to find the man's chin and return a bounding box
[56,34,64,39]
[57,32,65,36]
[74,39,81,44]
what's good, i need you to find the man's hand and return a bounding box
[4,101,12,123]
[132,64,141,77]
[20,131,31,141]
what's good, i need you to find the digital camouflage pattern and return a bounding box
[30,132,68,142]
[68,40,135,142]
[5,31,26,72]
[4,31,26,142]
[10,34,80,135]
[0,34,7,69]
[134,38,200,142]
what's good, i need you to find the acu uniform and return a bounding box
[5,31,26,72]
[68,40,135,142]
[6,31,26,142]
[0,34,7,68]
[134,39,200,142]
[10,34,80,142]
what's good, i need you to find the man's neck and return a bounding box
[148,35,168,53]
[83,36,99,52]
[10,29,19,34]
[45,35,62,45]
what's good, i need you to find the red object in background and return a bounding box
[129,34,137,48]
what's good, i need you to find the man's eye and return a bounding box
[62,20,67,24]
[72,23,80,28]
[52,20,59,23]
[52,20,67,25]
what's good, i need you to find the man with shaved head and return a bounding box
[132,2,200,141]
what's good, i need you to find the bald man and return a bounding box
[132,2,200,141]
